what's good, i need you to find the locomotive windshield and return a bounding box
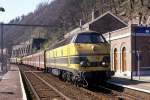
[75,32,106,43]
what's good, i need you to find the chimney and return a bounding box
[79,19,84,31]
[92,9,99,21]
[92,9,95,21]
[79,19,82,27]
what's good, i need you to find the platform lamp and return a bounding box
[0,7,5,72]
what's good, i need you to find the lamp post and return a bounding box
[1,23,4,72]
[0,7,5,72]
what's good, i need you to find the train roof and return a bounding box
[75,30,101,35]
[47,30,103,50]
[22,50,44,59]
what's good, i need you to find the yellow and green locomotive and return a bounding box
[45,31,113,86]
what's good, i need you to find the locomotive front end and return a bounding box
[69,31,113,83]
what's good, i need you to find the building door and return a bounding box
[114,48,118,72]
[141,46,149,68]
[122,47,126,72]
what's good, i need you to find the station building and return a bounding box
[65,12,150,78]
[11,38,46,57]
[11,41,31,57]
[104,25,150,77]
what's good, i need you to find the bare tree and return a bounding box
[140,0,144,6]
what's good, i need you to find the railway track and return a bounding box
[24,71,70,100]
[101,82,150,100]
[84,82,150,100]
[89,84,142,100]
[20,65,117,100]
[34,72,117,100]
[20,65,70,100]
[19,65,149,100]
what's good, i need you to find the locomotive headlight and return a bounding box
[101,56,110,67]
[101,61,106,66]
[101,61,108,67]
[80,61,86,67]
[80,60,90,67]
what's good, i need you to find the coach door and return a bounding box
[122,47,126,72]
[114,48,118,72]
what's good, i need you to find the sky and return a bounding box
[0,0,52,23]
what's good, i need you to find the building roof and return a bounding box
[89,11,128,33]
[65,11,128,38]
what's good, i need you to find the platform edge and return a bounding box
[19,70,27,100]
[107,81,150,94]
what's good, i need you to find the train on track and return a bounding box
[10,31,114,87]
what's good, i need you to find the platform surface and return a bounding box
[0,65,26,100]
[108,76,150,93]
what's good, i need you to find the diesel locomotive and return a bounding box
[11,31,113,87]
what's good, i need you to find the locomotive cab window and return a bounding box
[75,32,106,43]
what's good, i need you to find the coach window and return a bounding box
[114,48,118,72]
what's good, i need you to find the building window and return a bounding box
[122,47,126,72]
[114,48,118,72]
[140,46,150,68]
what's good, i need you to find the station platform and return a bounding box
[0,65,27,100]
[108,76,150,94]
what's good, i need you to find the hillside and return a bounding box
[2,0,150,49]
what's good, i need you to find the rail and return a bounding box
[19,65,149,100]
[31,72,71,100]
[20,66,71,100]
